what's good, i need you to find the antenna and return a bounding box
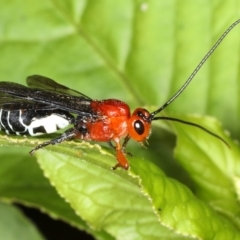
[150,19,240,119]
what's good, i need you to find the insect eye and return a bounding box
[134,120,144,135]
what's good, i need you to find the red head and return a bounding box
[127,108,152,142]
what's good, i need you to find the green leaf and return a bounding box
[0,146,113,240]
[130,155,240,240]
[35,149,182,240]
[0,202,45,240]
[0,123,239,239]
[172,115,240,229]
[0,0,240,239]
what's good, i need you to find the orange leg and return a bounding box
[112,139,129,170]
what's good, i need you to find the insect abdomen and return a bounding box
[0,108,73,136]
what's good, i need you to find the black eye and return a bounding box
[134,120,144,135]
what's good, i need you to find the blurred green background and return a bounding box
[0,1,239,239]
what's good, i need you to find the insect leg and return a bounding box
[108,136,132,165]
[111,139,129,170]
[29,128,77,155]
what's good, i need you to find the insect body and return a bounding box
[0,20,239,170]
[0,76,144,169]
[0,104,73,136]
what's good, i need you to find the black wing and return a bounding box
[0,83,58,110]
[0,78,93,115]
[0,101,61,111]
[27,75,92,100]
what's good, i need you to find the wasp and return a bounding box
[0,20,237,170]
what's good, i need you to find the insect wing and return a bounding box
[0,80,93,115]
[0,82,59,110]
[0,101,60,111]
[27,75,92,100]
[0,81,31,105]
